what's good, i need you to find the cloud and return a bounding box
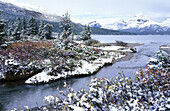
[10,0,170,21]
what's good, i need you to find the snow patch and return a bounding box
[25,69,61,84]
[43,95,55,103]
[5,59,20,66]
[99,46,123,51]
[0,72,5,79]
[160,46,170,49]
[99,45,134,52]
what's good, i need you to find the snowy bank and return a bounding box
[25,52,125,84]
[160,44,170,55]
[98,45,136,52]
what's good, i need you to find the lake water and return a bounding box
[0,35,170,110]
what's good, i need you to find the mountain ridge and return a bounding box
[0,0,62,22]
[87,14,170,34]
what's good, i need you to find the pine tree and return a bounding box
[27,17,38,36]
[45,23,53,39]
[0,11,7,45]
[79,24,91,41]
[38,20,46,40]
[13,17,22,40]
[61,29,67,40]
[71,32,74,42]
[60,12,73,38]
[7,22,13,36]
[22,17,27,35]
[87,25,91,39]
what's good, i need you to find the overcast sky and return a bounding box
[10,0,170,22]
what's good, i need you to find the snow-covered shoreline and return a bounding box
[160,44,170,55]
[25,51,125,84]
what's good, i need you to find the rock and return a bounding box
[130,47,137,53]
[115,40,127,46]
[0,103,3,110]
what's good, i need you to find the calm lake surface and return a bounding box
[0,35,170,110]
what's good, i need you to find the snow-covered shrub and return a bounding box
[0,41,54,80]
[147,50,169,71]
[84,39,99,46]
[74,35,81,41]
[40,67,169,111]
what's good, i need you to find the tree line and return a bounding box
[0,11,91,45]
[7,17,53,40]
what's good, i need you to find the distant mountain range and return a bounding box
[0,0,132,35]
[88,14,170,35]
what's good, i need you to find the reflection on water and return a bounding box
[0,35,170,110]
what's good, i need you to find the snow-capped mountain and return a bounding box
[87,14,170,34]
[88,21,102,28]
[122,14,157,29]
[161,18,170,27]
[0,0,62,22]
[102,19,127,30]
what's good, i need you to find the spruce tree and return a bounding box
[61,29,67,40]
[22,17,27,35]
[0,11,7,45]
[45,23,53,39]
[87,25,91,39]
[60,12,73,38]
[7,22,13,37]
[38,20,46,40]
[27,17,38,36]
[13,17,22,40]
[79,24,91,41]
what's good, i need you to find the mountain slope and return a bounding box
[0,0,62,22]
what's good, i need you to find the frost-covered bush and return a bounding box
[84,39,99,46]
[0,41,55,80]
[38,67,169,111]
[147,50,169,71]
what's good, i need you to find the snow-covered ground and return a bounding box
[98,45,135,53]
[98,46,123,51]
[160,44,170,49]
[26,51,125,84]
